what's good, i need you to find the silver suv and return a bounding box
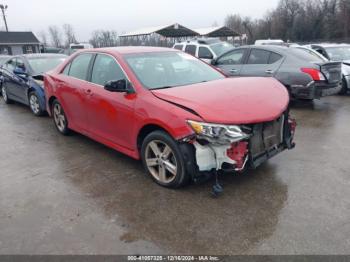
[173,38,234,63]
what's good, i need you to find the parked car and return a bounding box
[212,45,342,100]
[44,47,296,188]
[0,55,11,94]
[309,44,350,94]
[173,38,234,63]
[255,39,285,46]
[0,54,67,116]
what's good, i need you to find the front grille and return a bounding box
[249,114,285,158]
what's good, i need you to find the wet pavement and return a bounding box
[0,95,349,255]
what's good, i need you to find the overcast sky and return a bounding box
[2,0,279,41]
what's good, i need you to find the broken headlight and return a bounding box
[187,120,250,144]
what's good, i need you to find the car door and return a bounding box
[58,53,94,132]
[240,49,284,77]
[2,58,27,103]
[215,48,247,76]
[11,57,30,104]
[84,53,136,149]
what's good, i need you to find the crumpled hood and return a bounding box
[152,77,289,124]
[342,62,350,75]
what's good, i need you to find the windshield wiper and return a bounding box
[151,86,175,90]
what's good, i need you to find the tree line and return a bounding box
[225,0,350,44]
[38,0,350,48]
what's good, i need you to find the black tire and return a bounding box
[339,78,348,95]
[52,99,70,135]
[1,84,13,104]
[28,91,45,116]
[141,130,190,188]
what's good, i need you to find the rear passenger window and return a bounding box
[91,54,126,86]
[247,49,270,64]
[174,45,183,50]
[68,53,93,80]
[185,45,197,56]
[269,52,283,64]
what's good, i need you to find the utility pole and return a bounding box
[0,4,8,32]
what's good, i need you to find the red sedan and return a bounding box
[44,47,296,188]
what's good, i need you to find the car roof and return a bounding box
[235,45,290,53]
[311,43,350,48]
[175,38,222,45]
[84,46,178,55]
[20,53,67,59]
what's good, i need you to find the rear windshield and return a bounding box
[210,42,234,56]
[290,48,326,62]
[28,56,67,75]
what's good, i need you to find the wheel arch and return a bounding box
[136,124,170,152]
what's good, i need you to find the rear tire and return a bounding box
[52,99,70,135]
[339,78,348,95]
[29,91,45,116]
[1,85,13,104]
[141,130,190,188]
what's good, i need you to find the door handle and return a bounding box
[265,70,274,74]
[230,69,238,73]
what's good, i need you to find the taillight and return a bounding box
[301,68,325,81]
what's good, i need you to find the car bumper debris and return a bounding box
[188,112,296,174]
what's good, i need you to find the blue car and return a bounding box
[0,54,67,116]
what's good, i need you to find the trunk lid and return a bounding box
[316,62,342,84]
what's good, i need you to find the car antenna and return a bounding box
[211,170,223,197]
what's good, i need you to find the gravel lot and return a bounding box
[0,96,349,255]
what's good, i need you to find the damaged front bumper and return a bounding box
[182,112,296,177]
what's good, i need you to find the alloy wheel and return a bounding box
[2,86,7,102]
[29,94,40,114]
[53,103,66,132]
[145,140,178,183]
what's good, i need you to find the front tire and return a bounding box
[339,78,348,95]
[1,85,13,104]
[141,130,190,188]
[52,99,70,135]
[29,92,45,116]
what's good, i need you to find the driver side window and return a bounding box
[91,54,126,86]
[217,49,245,65]
[5,59,16,71]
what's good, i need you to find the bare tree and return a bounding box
[62,24,77,48]
[38,30,48,46]
[89,30,118,48]
[48,26,62,48]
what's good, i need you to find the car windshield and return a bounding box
[325,46,350,61]
[210,42,234,56]
[125,51,225,90]
[28,56,66,75]
[0,56,10,65]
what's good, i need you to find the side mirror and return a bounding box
[211,59,217,65]
[104,79,130,93]
[13,67,28,78]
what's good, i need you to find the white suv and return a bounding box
[173,39,234,63]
